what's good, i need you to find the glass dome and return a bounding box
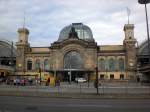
[58,23,94,42]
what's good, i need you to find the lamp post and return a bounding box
[95,46,99,95]
[138,0,150,73]
[39,67,41,85]
[10,41,14,67]
[95,66,99,95]
[68,54,72,84]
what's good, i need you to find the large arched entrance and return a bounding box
[64,51,83,69]
[63,51,85,81]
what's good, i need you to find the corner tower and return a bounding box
[123,24,137,80]
[16,27,30,74]
[18,28,29,44]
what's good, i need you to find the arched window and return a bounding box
[27,59,32,70]
[98,59,105,71]
[118,58,125,71]
[35,59,41,70]
[44,59,49,70]
[64,51,83,69]
[108,58,115,71]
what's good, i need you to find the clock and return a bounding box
[18,64,22,67]
[129,59,134,67]
[128,31,132,38]
[129,62,134,67]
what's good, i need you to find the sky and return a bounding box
[0,0,150,47]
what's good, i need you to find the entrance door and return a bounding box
[63,70,85,81]
[63,51,84,82]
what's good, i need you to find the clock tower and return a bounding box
[123,24,137,80]
[16,27,30,75]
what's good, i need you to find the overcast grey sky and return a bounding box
[0,0,149,46]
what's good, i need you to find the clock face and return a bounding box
[129,59,134,67]
[129,62,134,67]
[128,31,132,37]
[18,64,22,67]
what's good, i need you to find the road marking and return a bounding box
[67,104,112,108]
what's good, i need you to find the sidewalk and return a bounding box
[0,89,150,99]
[0,82,150,99]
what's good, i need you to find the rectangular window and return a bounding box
[110,74,114,80]
[100,74,105,80]
[120,74,124,80]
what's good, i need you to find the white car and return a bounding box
[75,78,87,83]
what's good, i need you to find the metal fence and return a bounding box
[0,82,150,95]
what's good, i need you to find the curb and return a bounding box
[0,90,150,99]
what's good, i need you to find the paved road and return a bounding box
[0,96,150,112]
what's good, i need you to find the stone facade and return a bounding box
[15,23,137,81]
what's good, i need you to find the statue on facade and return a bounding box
[68,27,78,39]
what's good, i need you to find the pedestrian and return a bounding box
[55,79,60,86]
[45,77,50,86]
[47,77,50,86]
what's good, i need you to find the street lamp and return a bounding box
[95,46,99,95]
[95,66,99,94]
[10,41,14,66]
[39,67,41,85]
[138,0,150,73]
[68,54,72,84]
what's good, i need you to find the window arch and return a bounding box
[27,59,32,70]
[35,59,41,70]
[64,51,83,69]
[44,59,49,70]
[118,58,125,71]
[108,58,115,71]
[98,59,105,71]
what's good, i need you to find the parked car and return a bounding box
[75,77,87,83]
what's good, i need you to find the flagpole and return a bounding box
[128,14,129,24]
[126,7,130,24]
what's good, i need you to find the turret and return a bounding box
[123,24,137,80]
[15,27,30,74]
[17,27,29,44]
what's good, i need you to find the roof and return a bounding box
[138,40,150,55]
[0,39,16,57]
[98,45,124,51]
[31,47,50,53]
[58,23,94,42]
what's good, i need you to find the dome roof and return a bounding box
[58,23,94,42]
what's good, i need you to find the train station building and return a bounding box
[0,23,149,82]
